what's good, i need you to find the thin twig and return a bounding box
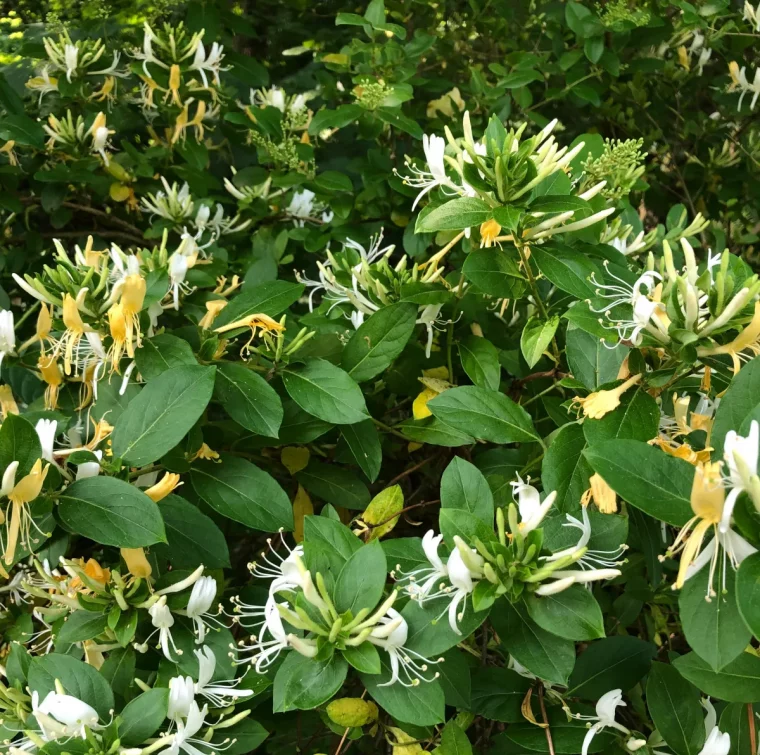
[365,499,440,530]
[61,202,145,236]
[749,702,756,755]
[538,685,555,755]
[9,230,144,244]
[387,455,436,486]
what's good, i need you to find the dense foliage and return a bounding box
[3,1,760,754]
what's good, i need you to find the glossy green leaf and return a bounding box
[214,362,283,437]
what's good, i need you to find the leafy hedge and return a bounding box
[2,1,760,754]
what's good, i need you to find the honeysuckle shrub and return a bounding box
[3,2,760,755]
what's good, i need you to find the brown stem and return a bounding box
[365,499,440,530]
[9,230,144,244]
[61,202,145,236]
[749,702,756,755]
[538,685,555,755]
[387,455,436,486]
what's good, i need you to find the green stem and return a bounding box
[372,418,409,442]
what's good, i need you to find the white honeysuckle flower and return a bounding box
[36,691,102,739]
[132,23,168,76]
[251,86,286,111]
[394,529,448,604]
[235,595,291,672]
[194,646,252,707]
[733,65,760,110]
[286,189,328,227]
[148,596,182,662]
[185,576,218,644]
[697,699,730,755]
[167,676,195,721]
[575,689,630,755]
[1,460,19,496]
[189,41,226,87]
[76,450,102,481]
[169,253,190,311]
[349,310,365,329]
[696,47,712,75]
[445,538,483,633]
[0,568,33,608]
[720,420,759,532]
[64,44,78,82]
[401,133,465,210]
[0,309,16,366]
[746,1,760,30]
[142,178,195,223]
[368,607,441,687]
[35,419,58,463]
[590,267,669,347]
[158,702,215,755]
[544,505,627,569]
[511,475,557,533]
[537,568,621,596]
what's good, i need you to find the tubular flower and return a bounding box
[572,374,642,420]
[0,309,16,367]
[2,458,51,565]
[120,274,147,355]
[55,293,95,375]
[666,460,756,596]
[121,547,153,579]
[574,689,630,755]
[479,218,502,248]
[38,354,63,410]
[144,472,183,502]
[107,300,128,371]
[214,312,284,355]
[511,476,557,533]
[581,473,618,514]
[698,300,760,373]
[199,299,228,330]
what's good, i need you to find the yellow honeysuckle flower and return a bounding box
[120,274,147,355]
[677,46,690,70]
[107,300,128,370]
[3,458,51,565]
[121,547,152,579]
[188,100,207,141]
[698,300,760,373]
[213,275,242,297]
[168,64,182,105]
[38,354,63,410]
[56,292,94,375]
[0,385,19,419]
[479,218,502,248]
[199,299,228,330]
[581,473,618,514]
[0,140,18,166]
[214,312,284,355]
[194,442,220,461]
[91,75,115,102]
[144,472,183,502]
[86,419,114,451]
[728,60,741,87]
[571,374,642,420]
[650,436,711,466]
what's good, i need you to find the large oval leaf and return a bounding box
[111,365,216,466]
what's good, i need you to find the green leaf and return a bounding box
[134,334,196,380]
[529,195,591,214]
[313,171,353,193]
[501,712,614,753]
[462,248,526,298]
[209,718,269,755]
[500,69,543,88]
[584,439,695,526]
[719,703,755,755]
[439,721,473,755]
[376,108,423,139]
[680,561,750,671]
[0,114,45,148]
[28,654,114,719]
[0,413,42,477]
[342,642,382,674]
[437,649,472,709]
[57,611,108,644]
[567,636,656,699]
[566,325,627,390]
[459,335,501,391]
[214,362,283,437]
[360,659,445,725]
[213,280,304,329]
[273,652,348,711]
[119,689,169,746]
[308,105,364,135]
[543,423,593,513]
[439,508,498,546]
[470,667,530,723]
[340,420,382,482]
[441,457,494,525]
[282,359,368,424]
[737,552,760,641]
[646,663,706,755]
[674,652,760,702]
[711,357,760,457]
[490,599,575,685]
[296,459,371,510]
[191,455,293,531]
[57,477,166,548]
[428,386,538,444]
[151,495,230,570]
[416,197,492,233]
[334,540,387,615]
[398,417,475,447]
[526,585,605,641]
[532,244,599,299]
[521,316,559,369]
[583,386,660,445]
[402,593,489,657]
[342,303,418,382]
[303,517,362,583]
[111,365,216,466]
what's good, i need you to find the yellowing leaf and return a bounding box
[293,484,313,543]
[109,182,131,202]
[325,698,378,727]
[281,446,310,475]
[413,387,438,419]
[387,727,423,754]
[322,53,349,65]
[362,485,403,541]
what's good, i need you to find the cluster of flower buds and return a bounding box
[589,237,760,356]
[227,534,442,687]
[393,477,624,621]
